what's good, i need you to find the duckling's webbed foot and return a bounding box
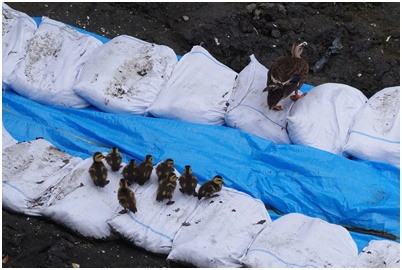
[273,105,283,111]
[290,90,307,101]
[119,209,128,214]
[166,200,175,205]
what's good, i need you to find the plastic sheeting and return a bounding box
[3,89,400,242]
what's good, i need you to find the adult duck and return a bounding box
[263,41,309,110]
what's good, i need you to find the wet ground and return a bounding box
[2,2,400,268]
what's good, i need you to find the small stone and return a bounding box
[271,29,281,38]
[182,15,189,21]
[245,3,257,13]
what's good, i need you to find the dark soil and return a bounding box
[3,2,400,268]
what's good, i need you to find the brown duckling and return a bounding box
[155,158,175,181]
[118,178,137,214]
[106,146,123,171]
[156,172,177,205]
[263,41,309,110]
[198,175,225,200]
[89,152,109,188]
[179,165,198,196]
[122,159,137,185]
[135,155,153,185]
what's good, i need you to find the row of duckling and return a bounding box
[89,147,225,214]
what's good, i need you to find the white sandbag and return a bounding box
[74,35,178,115]
[240,213,358,268]
[287,83,367,155]
[225,54,301,144]
[2,3,37,89]
[343,86,400,167]
[146,45,238,125]
[43,155,122,239]
[108,165,199,255]
[167,188,270,267]
[352,240,400,268]
[8,16,102,108]
[2,123,18,149]
[2,139,82,216]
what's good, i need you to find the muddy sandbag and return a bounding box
[8,16,102,108]
[287,83,367,155]
[146,45,237,125]
[74,35,178,115]
[108,165,199,255]
[2,123,17,149]
[351,240,400,268]
[240,213,358,268]
[225,54,312,144]
[343,86,400,168]
[2,139,82,216]
[42,155,122,239]
[2,3,37,90]
[167,188,270,267]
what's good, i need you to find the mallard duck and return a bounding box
[263,41,309,110]
[155,158,175,181]
[198,175,225,200]
[118,178,137,214]
[105,146,123,171]
[135,155,153,185]
[122,159,137,185]
[179,165,198,196]
[89,152,109,188]
[156,172,177,205]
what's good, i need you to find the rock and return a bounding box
[271,29,281,38]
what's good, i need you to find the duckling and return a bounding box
[89,152,109,188]
[105,146,123,171]
[156,172,177,205]
[263,41,309,110]
[122,159,137,185]
[155,158,175,181]
[135,155,153,185]
[118,178,137,214]
[198,175,225,200]
[179,165,198,196]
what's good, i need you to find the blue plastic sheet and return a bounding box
[3,89,399,244]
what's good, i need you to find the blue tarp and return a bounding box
[3,17,399,252]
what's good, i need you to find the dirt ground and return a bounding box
[2,2,400,268]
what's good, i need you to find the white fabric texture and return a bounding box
[225,54,300,144]
[351,240,400,268]
[146,45,238,125]
[287,83,367,155]
[8,16,102,108]
[343,86,400,167]
[2,139,82,216]
[2,3,37,89]
[2,123,18,149]
[167,188,270,267]
[240,213,358,268]
[74,35,178,115]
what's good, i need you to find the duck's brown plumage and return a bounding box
[89,152,110,188]
[156,172,177,205]
[197,175,224,200]
[179,165,198,196]
[106,147,123,171]
[118,178,137,213]
[135,155,153,185]
[263,41,309,110]
[155,158,175,182]
[122,159,137,185]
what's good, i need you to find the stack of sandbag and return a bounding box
[351,240,400,268]
[74,35,178,115]
[225,54,311,144]
[2,139,82,216]
[2,3,37,90]
[343,86,400,168]
[286,83,368,156]
[7,16,102,108]
[147,45,238,125]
